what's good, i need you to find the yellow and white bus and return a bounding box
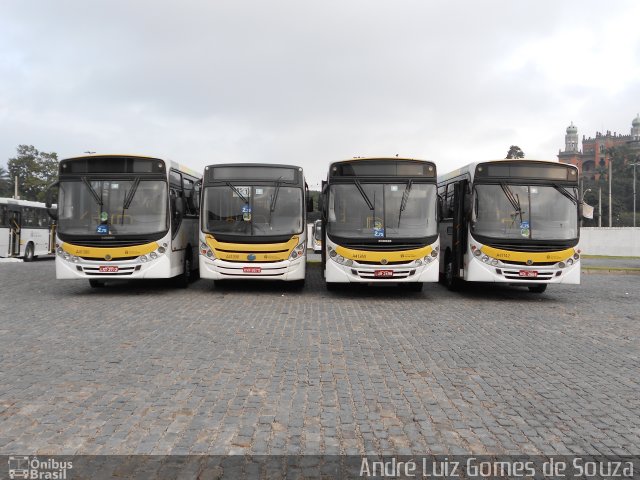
[49,154,201,288]
[438,159,581,293]
[320,157,439,291]
[0,198,56,261]
[198,163,311,287]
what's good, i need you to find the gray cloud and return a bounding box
[1,0,639,185]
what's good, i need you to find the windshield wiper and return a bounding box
[123,177,141,210]
[82,177,103,207]
[226,181,249,203]
[354,179,375,210]
[121,177,141,224]
[553,184,578,205]
[500,183,525,224]
[268,177,283,226]
[270,178,282,213]
[397,179,413,227]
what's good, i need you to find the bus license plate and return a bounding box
[243,267,262,273]
[519,270,538,277]
[99,266,119,273]
[374,270,393,277]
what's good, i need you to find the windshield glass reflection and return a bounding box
[58,179,168,235]
[203,185,303,236]
[472,184,578,240]
[327,183,437,239]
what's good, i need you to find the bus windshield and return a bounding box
[471,184,578,240]
[327,183,437,239]
[202,185,303,236]
[57,179,168,235]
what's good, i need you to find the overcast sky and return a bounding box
[1,0,639,188]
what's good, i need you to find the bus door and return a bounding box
[452,180,468,279]
[8,208,21,256]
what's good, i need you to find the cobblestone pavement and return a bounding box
[0,259,638,456]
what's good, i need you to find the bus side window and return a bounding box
[0,205,7,227]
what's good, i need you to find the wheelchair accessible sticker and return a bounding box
[242,204,252,221]
[520,221,530,237]
[96,224,108,234]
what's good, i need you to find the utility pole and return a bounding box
[608,159,612,227]
[598,186,602,227]
[632,161,639,228]
[14,176,19,200]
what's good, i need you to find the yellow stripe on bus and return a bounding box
[61,241,158,259]
[205,235,299,262]
[334,244,433,262]
[480,245,575,263]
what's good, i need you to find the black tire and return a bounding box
[290,279,305,290]
[89,279,105,288]
[444,258,461,291]
[406,282,424,292]
[175,250,192,288]
[528,284,547,293]
[23,243,35,262]
[213,280,225,289]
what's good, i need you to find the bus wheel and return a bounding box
[528,284,547,293]
[89,279,105,288]
[444,259,461,291]
[176,252,192,288]
[23,243,35,262]
[406,282,423,292]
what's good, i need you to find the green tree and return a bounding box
[0,166,12,197]
[7,145,59,201]
[505,145,525,159]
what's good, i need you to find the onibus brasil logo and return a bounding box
[8,456,73,479]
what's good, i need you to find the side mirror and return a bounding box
[193,180,202,208]
[436,195,444,220]
[307,197,314,212]
[175,196,185,217]
[45,181,59,220]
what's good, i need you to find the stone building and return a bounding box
[558,114,640,179]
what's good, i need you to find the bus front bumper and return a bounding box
[325,256,439,283]
[55,254,172,280]
[199,255,306,281]
[465,256,581,285]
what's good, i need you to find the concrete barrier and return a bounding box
[579,227,640,256]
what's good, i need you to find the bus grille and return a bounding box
[352,269,416,279]
[82,266,137,276]
[501,269,556,281]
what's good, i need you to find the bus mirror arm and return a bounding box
[307,197,314,213]
[193,180,202,208]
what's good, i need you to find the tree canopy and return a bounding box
[6,145,58,202]
[505,145,525,159]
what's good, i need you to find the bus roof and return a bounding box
[437,159,578,184]
[60,154,201,179]
[0,197,48,208]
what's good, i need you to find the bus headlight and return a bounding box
[139,255,148,263]
[157,246,166,254]
[200,241,215,259]
[431,249,438,258]
[415,259,423,266]
[481,255,489,263]
[573,253,579,260]
[490,259,498,266]
[289,242,305,260]
[149,251,158,260]
[329,249,337,258]
[567,258,574,266]
[71,256,80,263]
[558,261,566,268]
[345,259,353,267]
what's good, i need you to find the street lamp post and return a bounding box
[631,161,640,228]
